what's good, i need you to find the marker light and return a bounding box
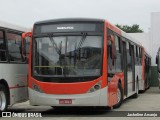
[87,80,102,93]
[32,84,43,93]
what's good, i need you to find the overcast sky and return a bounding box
[0,0,160,32]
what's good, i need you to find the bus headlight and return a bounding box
[32,84,43,93]
[87,80,102,93]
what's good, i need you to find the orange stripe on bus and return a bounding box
[9,85,27,89]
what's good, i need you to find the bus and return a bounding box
[22,18,151,109]
[156,47,160,89]
[0,21,30,112]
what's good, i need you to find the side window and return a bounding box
[7,32,23,62]
[127,42,131,71]
[137,47,139,58]
[118,37,121,53]
[115,35,122,71]
[129,43,131,56]
[115,36,119,52]
[136,46,138,57]
[0,30,7,61]
[139,47,142,64]
[139,48,141,58]
[134,45,136,57]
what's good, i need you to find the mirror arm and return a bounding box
[22,32,32,61]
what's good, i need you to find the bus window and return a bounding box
[7,32,23,62]
[114,35,122,71]
[115,36,119,52]
[0,30,7,61]
[118,37,121,53]
[129,43,131,56]
[126,42,131,71]
[136,46,138,57]
[137,47,139,58]
[134,45,136,56]
[139,47,142,58]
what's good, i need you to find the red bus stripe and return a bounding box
[9,85,27,89]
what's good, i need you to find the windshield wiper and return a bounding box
[76,33,87,50]
[74,32,87,63]
[48,34,61,55]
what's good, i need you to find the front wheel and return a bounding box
[113,83,123,109]
[0,84,8,112]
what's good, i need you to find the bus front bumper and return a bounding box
[28,87,108,106]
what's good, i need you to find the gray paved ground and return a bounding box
[1,87,160,119]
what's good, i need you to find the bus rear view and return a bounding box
[28,19,108,107]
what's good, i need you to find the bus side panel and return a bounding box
[107,73,124,107]
[1,64,28,105]
[108,79,117,107]
[135,65,142,89]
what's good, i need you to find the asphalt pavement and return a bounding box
[1,87,160,119]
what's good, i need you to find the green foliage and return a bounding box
[116,24,143,33]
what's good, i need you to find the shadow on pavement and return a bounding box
[7,107,112,117]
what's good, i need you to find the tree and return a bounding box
[116,24,143,33]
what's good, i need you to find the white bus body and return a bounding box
[0,21,30,112]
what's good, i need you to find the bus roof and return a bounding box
[35,18,105,25]
[0,20,30,32]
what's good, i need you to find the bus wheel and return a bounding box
[0,84,8,112]
[113,83,123,109]
[132,81,139,98]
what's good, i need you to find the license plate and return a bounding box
[59,99,72,104]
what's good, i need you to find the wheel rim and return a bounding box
[117,88,121,103]
[0,91,7,111]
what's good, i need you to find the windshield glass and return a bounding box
[33,36,102,77]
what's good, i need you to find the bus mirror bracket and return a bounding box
[108,35,116,65]
[22,32,32,60]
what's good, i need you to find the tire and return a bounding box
[132,81,139,98]
[52,106,67,110]
[0,84,9,112]
[98,106,112,111]
[113,83,123,109]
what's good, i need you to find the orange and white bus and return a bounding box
[0,21,30,112]
[22,18,151,109]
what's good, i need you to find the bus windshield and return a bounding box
[33,35,102,77]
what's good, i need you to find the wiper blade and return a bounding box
[48,34,61,55]
[76,32,87,50]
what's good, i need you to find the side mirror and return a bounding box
[108,35,115,65]
[108,35,116,59]
[22,32,32,60]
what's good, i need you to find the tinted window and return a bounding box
[0,31,5,50]
[136,46,138,57]
[0,31,6,61]
[126,42,131,71]
[139,48,142,58]
[115,36,119,50]
[7,32,23,62]
[137,47,139,57]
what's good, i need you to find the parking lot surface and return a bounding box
[2,87,160,119]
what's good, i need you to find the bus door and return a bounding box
[131,45,135,91]
[122,41,128,97]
